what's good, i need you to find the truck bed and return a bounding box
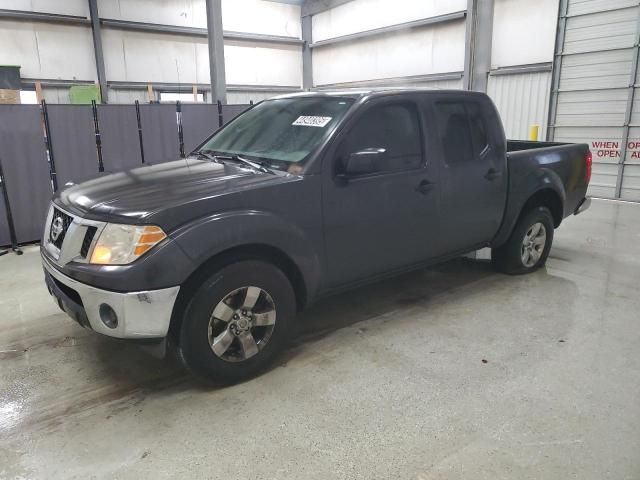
[492,139,590,247]
[507,140,569,152]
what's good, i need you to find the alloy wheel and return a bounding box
[207,286,277,362]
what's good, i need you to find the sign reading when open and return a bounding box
[591,140,640,160]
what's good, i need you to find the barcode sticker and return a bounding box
[292,116,332,127]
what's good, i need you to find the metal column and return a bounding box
[546,0,568,141]
[615,6,640,198]
[205,0,227,104]
[463,0,494,92]
[88,0,108,103]
[302,15,313,90]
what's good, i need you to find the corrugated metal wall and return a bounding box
[487,70,552,139]
[549,0,640,200]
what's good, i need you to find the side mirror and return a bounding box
[344,148,386,176]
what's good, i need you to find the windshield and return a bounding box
[199,96,354,167]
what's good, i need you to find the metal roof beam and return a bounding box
[99,18,303,45]
[309,11,466,48]
[0,9,89,25]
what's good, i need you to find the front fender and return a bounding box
[171,209,323,301]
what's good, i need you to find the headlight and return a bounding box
[89,224,167,265]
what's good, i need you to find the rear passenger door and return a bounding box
[429,97,507,253]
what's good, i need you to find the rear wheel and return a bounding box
[492,206,554,275]
[176,260,295,384]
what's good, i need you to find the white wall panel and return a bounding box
[567,0,637,16]
[487,71,551,140]
[558,49,632,91]
[555,89,627,127]
[0,0,89,16]
[108,89,149,104]
[222,0,300,37]
[103,28,204,83]
[620,164,640,200]
[98,0,300,37]
[103,29,301,86]
[225,42,301,86]
[42,87,71,104]
[491,0,559,68]
[312,22,465,86]
[98,0,206,27]
[0,20,96,80]
[312,0,466,42]
[564,6,637,55]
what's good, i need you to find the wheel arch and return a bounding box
[168,243,308,341]
[519,188,564,228]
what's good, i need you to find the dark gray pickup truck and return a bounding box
[41,89,591,383]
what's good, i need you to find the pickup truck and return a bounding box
[41,89,591,383]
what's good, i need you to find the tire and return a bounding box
[176,260,295,385]
[492,206,554,275]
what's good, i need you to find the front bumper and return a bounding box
[42,253,180,339]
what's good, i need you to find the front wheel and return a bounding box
[492,206,554,275]
[176,260,296,384]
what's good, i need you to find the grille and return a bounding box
[49,208,74,249]
[80,226,97,258]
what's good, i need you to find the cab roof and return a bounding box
[271,87,483,101]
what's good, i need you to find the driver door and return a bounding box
[321,96,441,287]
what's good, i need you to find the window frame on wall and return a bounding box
[159,91,204,103]
[19,90,38,104]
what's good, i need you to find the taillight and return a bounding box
[585,150,592,184]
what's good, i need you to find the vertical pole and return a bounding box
[217,100,223,128]
[88,0,108,103]
[0,156,22,254]
[35,81,44,104]
[546,0,569,141]
[135,100,145,164]
[615,5,640,198]
[91,100,104,172]
[302,15,313,90]
[206,0,227,104]
[462,0,476,90]
[177,101,185,158]
[41,100,58,192]
[463,0,494,92]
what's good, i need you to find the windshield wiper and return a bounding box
[209,152,275,175]
[193,150,222,163]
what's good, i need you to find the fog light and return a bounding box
[99,303,118,329]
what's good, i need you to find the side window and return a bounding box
[338,102,422,174]
[466,102,489,155]
[433,100,489,164]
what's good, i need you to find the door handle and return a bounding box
[416,179,435,195]
[484,168,502,181]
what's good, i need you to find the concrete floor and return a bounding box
[1,198,639,480]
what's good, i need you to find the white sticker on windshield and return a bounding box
[292,116,332,127]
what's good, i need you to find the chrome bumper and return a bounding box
[42,253,180,339]
[574,197,592,215]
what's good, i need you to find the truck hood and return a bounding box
[55,158,293,225]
